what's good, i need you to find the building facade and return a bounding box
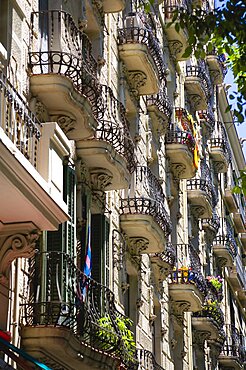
[0,0,245,369]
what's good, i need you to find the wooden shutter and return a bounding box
[91,214,110,286]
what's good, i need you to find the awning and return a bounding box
[0,336,51,370]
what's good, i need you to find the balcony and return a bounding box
[228,255,246,292]
[133,349,164,370]
[187,179,213,218]
[29,10,99,140]
[169,269,205,312]
[76,85,136,190]
[209,138,231,173]
[150,243,176,281]
[192,302,225,342]
[146,83,172,133]
[165,130,196,179]
[206,52,227,84]
[198,107,215,134]
[162,0,189,60]
[219,325,246,370]
[0,72,68,232]
[21,252,137,369]
[202,213,220,236]
[120,166,172,254]
[185,65,211,110]
[232,200,246,233]
[102,0,125,13]
[223,187,238,213]
[118,14,165,95]
[213,235,237,267]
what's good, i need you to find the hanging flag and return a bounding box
[83,224,91,277]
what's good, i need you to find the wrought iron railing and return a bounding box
[213,235,237,258]
[202,213,220,234]
[165,130,195,152]
[205,279,223,303]
[146,85,172,122]
[120,197,172,236]
[207,50,228,77]
[187,178,214,205]
[210,138,232,163]
[96,85,136,174]
[169,269,207,295]
[186,65,212,99]
[118,24,165,80]
[0,72,41,168]
[21,251,138,368]
[198,106,215,130]
[221,325,246,363]
[29,11,100,117]
[151,243,176,268]
[194,304,225,331]
[129,349,164,370]
[120,166,172,235]
[162,0,191,18]
[30,10,97,77]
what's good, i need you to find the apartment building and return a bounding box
[0,0,245,369]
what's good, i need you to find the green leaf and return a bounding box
[175,22,180,33]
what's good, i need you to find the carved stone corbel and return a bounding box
[128,71,147,95]
[51,115,76,134]
[90,169,113,213]
[190,205,206,218]
[168,40,183,59]
[193,330,211,347]
[189,94,202,109]
[0,231,40,285]
[171,163,186,178]
[170,300,191,321]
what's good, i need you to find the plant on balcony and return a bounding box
[206,275,223,291]
[97,315,136,362]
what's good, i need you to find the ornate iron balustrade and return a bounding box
[221,325,246,363]
[96,85,136,174]
[165,130,195,152]
[21,251,138,368]
[29,11,100,117]
[202,213,220,234]
[151,243,176,268]
[210,138,232,163]
[120,197,172,236]
[207,50,228,77]
[0,72,41,168]
[194,304,225,331]
[146,84,172,121]
[135,166,165,201]
[130,349,164,370]
[118,25,165,80]
[205,279,223,303]
[186,65,212,99]
[187,178,214,204]
[30,10,97,77]
[198,106,215,130]
[213,235,237,258]
[162,0,191,17]
[169,269,207,295]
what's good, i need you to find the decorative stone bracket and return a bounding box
[0,231,40,285]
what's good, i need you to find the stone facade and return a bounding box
[0,0,245,369]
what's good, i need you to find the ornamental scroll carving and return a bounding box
[0,231,39,285]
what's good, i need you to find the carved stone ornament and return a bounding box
[191,205,206,218]
[193,330,211,347]
[128,71,147,95]
[189,94,202,109]
[168,40,183,58]
[171,163,186,178]
[170,300,191,319]
[0,231,39,285]
[35,99,49,123]
[128,237,149,256]
[209,70,221,84]
[216,256,228,269]
[90,169,113,191]
[51,115,76,134]
[213,161,225,173]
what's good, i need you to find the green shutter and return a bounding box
[91,214,110,286]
